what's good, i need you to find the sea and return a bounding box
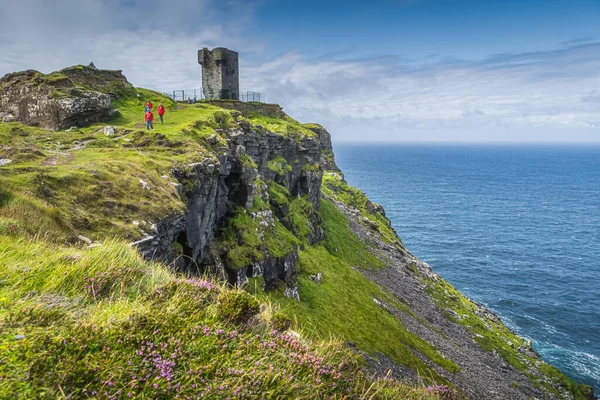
[334,143,600,393]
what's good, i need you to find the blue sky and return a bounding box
[253,0,600,59]
[0,0,599,142]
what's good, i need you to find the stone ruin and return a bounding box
[198,47,239,100]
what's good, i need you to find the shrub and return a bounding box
[268,181,289,207]
[217,290,260,324]
[267,156,292,175]
[271,310,292,331]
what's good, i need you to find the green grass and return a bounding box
[424,276,592,399]
[0,125,187,242]
[285,196,316,244]
[0,74,319,245]
[246,113,316,140]
[240,153,258,169]
[322,172,402,246]
[320,200,385,270]
[0,236,440,399]
[253,200,460,387]
[216,209,265,269]
[215,206,299,270]
[0,66,587,399]
[268,181,290,207]
[267,156,292,175]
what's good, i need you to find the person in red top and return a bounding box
[145,100,153,111]
[157,103,165,125]
[145,110,154,130]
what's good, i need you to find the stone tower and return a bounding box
[198,47,239,100]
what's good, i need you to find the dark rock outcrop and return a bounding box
[136,117,334,295]
[305,123,341,172]
[0,66,133,130]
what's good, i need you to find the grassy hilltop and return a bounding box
[0,67,592,399]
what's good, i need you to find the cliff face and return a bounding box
[0,66,133,130]
[138,116,329,294]
[0,67,593,400]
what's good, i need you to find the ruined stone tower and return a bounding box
[198,47,239,100]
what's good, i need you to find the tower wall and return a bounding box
[198,47,240,100]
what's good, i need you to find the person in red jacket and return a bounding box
[157,103,165,125]
[145,110,154,130]
[145,100,153,111]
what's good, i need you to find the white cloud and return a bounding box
[0,0,260,83]
[245,44,600,142]
[0,0,599,142]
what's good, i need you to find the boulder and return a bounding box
[309,272,322,284]
[139,179,151,190]
[103,125,115,136]
[0,67,133,131]
[77,235,92,244]
[1,114,15,123]
[207,134,219,145]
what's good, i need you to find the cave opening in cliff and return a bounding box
[226,268,239,286]
[176,230,194,270]
[293,176,309,198]
[224,172,249,208]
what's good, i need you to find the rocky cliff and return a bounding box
[137,111,329,295]
[0,66,133,130]
[0,66,594,400]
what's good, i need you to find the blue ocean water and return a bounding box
[334,144,600,392]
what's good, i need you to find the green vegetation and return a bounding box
[215,207,299,269]
[302,162,320,172]
[0,66,587,399]
[285,196,315,244]
[252,200,460,386]
[0,236,439,399]
[0,122,187,242]
[0,75,318,244]
[216,289,260,324]
[239,153,258,169]
[425,276,592,399]
[216,209,264,269]
[322,172,402,246]
[301,123,324,131]
[267,181,290,207]
[320,199,385,270]
[267,156,292,175]
[246,112,316,140]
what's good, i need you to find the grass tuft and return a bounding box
[0,235,439,399]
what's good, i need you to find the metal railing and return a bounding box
[240,91,265,103]
[163,89,265,103]
[162,89,204,102]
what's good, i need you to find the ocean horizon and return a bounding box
[335,142,600,392]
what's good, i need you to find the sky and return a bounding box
[1,0,600,143]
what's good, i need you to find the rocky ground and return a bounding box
[326,192,578,399]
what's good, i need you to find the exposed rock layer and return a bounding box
[0,66,133,130]
[137,115,333,294]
